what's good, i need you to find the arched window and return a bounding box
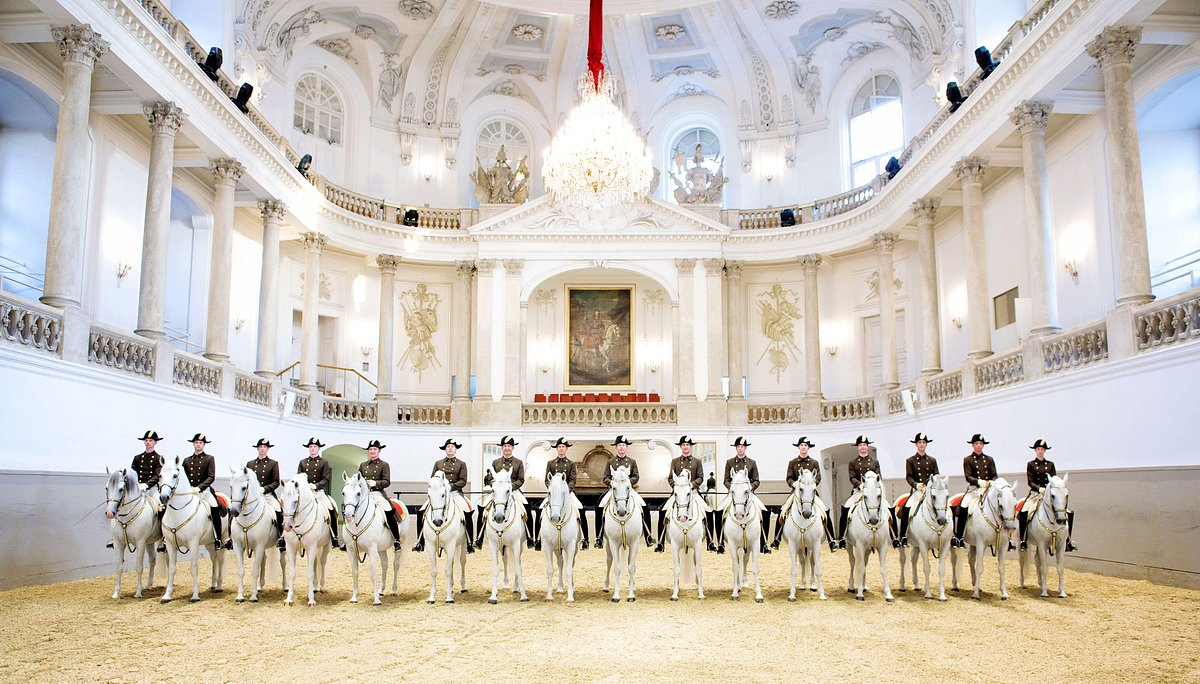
[476,120,530,166]
[293,74,343,145]
[668,127,722,203]
[849,74,902,187]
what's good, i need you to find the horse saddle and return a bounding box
[949,493,964,508]
[895,494,910,509]
[213,491,230,516]
[388,499,407,522]
[1015,493,1040,515]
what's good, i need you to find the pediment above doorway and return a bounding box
[469,196,730,239]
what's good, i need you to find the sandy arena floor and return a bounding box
[1,543,1197,683]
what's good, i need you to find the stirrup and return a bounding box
[393,540,403,551]
[581,540,590,550]
[105,541,114,549]
[412,540,425,552]
[594,538,603,549]
[770,539,781,549]
[654,542,665,553]
[1019,541,1028,551]
[276,538,286,550]
[1066,540,1078,552]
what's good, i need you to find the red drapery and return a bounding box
[587,0,604,92]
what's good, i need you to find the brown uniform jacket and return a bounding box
[485,456,525,490]
[848,454,881,489]
[545,457,577,490]
[359,458,391,493]
[603,455,640,487]
[723,456,760,490]
[298,455,332,493]
[786,456,822,487]
[1026,458,1056,491]
[670,455,704,490]
[183,452,216,491]
[905,454,939,490]
[433,457,468,493]
[131,451,163,488]
[963,452,998,487]
[246,457,281,495]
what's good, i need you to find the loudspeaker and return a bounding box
[232,83,253,113]
[402,209,420,227]
[779,208,796,227]
[200,47,222,82]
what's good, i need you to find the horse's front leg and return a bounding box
[564,546,576,603]
[513,543,528,602]
[544,545,555,601]
[489,538,501,604]
[1055,541,1067,598]
[693,545,705,600]
[751,546,764,603]
[234,541,247,602]
[250,544,265,602]
[426,540,438,604]
[132,543,148,599]
[349,546,362,604]
[284,543,296,605]
[898,545,908,592]
[922,546,933,599]
[160,547,177,603]
[998,538,1010,601]
[729,547,741,600]
[812,543,825,600]
[443,542,457,604]
[627,543,638,602]
[367,546,383,606]
[111,538,125,600]
[788,537,799,601]
[670,543,681,601]
[458,536,468,594]
[189,546,202,602]
[879,544,894,603]
[970,544,983,600]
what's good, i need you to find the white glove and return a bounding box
[367,480,377,487]
[916,483,926,491]
[1038,486,1045,494]
[309,483,318,490]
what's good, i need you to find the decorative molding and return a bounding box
[756,284,803,382]
[258,198,286,222]
[1009,100,1054,134]
[872,231,899,254]
[951,156,988,183]
[1086,25,1141,66]
[764,1,800,20]
[143,100,186,135]
[397,0,434,20]
[798,254,822,272]
[910,197,941,222]
[655,24,687,42]
[52,23,110,66]
[209,157,245,185]
[299,231,327,253]
[398,283,441,380]
[375,254,400,274]
[865,270,903,301]
[511,23,542,41]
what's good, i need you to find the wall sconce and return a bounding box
[951,315,963,329]
[423,171,433,183]
[647,361,661,373]
[1063,260,1080,283]
[233,318,246,332]
[765,173,774,183]
[360,345,374,357]
[537,360,551,373]
[115,262,132,286]
[825,345,837,357]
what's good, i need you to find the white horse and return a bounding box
[341,472,404,605]
[781,469,827,601]
[664,469,707,601]
[157,457,225,603]
[952,478,1019,600]
[722,469,764,602]
[845,471,894,602]
[483,468,528,604]
[1020,474,1070,598]
[601,465,644,602]
[898,474,952,601]
[279,473,333,606]
[228,467,285,603]
[104,468,162,599]
[541,472,581,602]
[424,470,468,603]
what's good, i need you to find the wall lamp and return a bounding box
[825,345,838,357]
[1063,260,1080,283]
[115,262,132,286]
[951,315,963,329]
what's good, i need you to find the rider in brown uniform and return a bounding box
[837,436,899,548]
[297,437,339,548]
[183,433,224,547]
[433,439,474,553]
[359,440,403,551]
[110,430,166,550]
[897,432,939,548]
[481,435,526,547]
[722,437,765,554]
[542,437,578,551]
[952,434,999,548]
[597,435,650,549]
[246,438,284,550]
[1020,439,1077,552]
[656,436,704,552]
[772,437,836,551]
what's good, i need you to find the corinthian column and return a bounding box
[41,25,109,309]
[1010,101,1061,334]
[725,261,745,400]
[953,156,993,359]
[799,254,823,398]
[874,232,900,389]
[204,158,244,361]
[254,199,285,377]
[375,255,400,399]
[1087,26,1153,306]
[675,259,697,401]
[135,101,186,339]
[703,258,725,399]
[501,260,522,400]
[911,198,943,376]
[298,232,326,390]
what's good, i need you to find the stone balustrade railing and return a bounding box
[294,393,311,417]
[318,178,385,220]
[821,397,875,422]
[925,369,963,405]
[1135,289,1200,352]
[975,350,1025,393]
[88,324,154,378]
[887,386,914,415]
[234,372,272,407]
[398,405,453,425]
[1043,322,1109,375]
[324,398,378,422]
[173,350,221,394]
[747,403,804,424]
[523,404,677,425]
[398,206,465,230]
[0,291,62,355]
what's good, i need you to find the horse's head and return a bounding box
[797,469,817,519]
[729,469,752,523]
[490,468,513,523]
[159,457,186,505]
[609,465,632,516]
[994,477,1018,531]
[104,468,135,519]
[861,471,883,525]
[929,474,950,525]
[427,471,451,526]
[341,471,367,520]
[278,479,300,529]
[229,467,261,516]
[1046,474,1069,524]
[546,472,569,524]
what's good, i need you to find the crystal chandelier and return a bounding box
[542,0,653,214]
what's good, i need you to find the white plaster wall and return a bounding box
[88,137,148,331]
[1142,128,1200,297]
[0,127,55,299]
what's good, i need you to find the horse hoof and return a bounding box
[488,599,498,605]
[611,598,620,603]
[971,595,980,600]
[1001,596,1008,601]
[670,597,679,602]
[855,595,865,601]
[426,600,435,605]
[1058,594,1067,599]
[788,597,796,602]
[939,597,947,602]
[755,598,764,604]
[189,597,200,603]
[886,597,895,603]
[899,588,907,592]
[846,588,854,594]
[446,599,455,604]
[236,597,245,603]
[308,601,316,607]
[160,598,171,604]
[350,598,359,604]
[460,589,468,594]
[212,588,223,593]
[809,588,816,592]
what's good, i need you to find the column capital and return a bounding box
[257,199,286,222]
[299,232,327,253]
[723,260,744,280]
[911,197,941,222]
[143,100,186,135]
[702,258,725,273]
[52,24,109,67]
[376,254,400,274]
[675,258,697,272]
[873,231,899,254]
[952,156,988,183]
[474,258,496,274]
[1009,100,1053,135]
[209,157,245,186]
[501,259,524,275]
[798,254,823,272]
[1086,25,1141,67]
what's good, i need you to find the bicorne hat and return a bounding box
[302,437,325,448]
[612,435,633,446]
[675,435,695,446]
[550,437,573,449]
[366,439,386,450]
[439,439,463,450]
[189,433,211,444]
[731,436,751,447]
[252,438,274,448]
[854,435,873,446]
[1029,439,1052,450]
[967,433,990,445]
[138,430,162,441]
[793,436,815,448]
[499,435,518,447]
[911,432,933,444]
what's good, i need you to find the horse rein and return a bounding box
[230,483,268,558]
[160,472,208,555]
[604,486,635,548]
[107,478,148,553]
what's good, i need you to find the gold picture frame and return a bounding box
[566,286,634,388]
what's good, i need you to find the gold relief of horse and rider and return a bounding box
[567,287,632,388]
[399,283,441,380]
[757,284,803,382]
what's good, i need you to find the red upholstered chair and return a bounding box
[625,393,636,402]
[597,393,610,402]
[636,393,648,402]
[649,393,660,402]
[573,393,585,402]
[534,393,547,403]
[548,393,560,402]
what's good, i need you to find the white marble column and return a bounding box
[41,25,109,309]
[254,199,285,377]
[473,259,495,400]
[724,261,745,400]
[298,232,326,390]
[453,260,472,398]
[1010,100,1061,334]
[911,198,943,376]
[674,259,697,401]
[1087,26,1153,306]
[799,255,823,398]
[135,101,186,338]
[874,231,900,389]
[204,158,244,362]
[501,260,523,400]
[703,258,725,399]
[953,156,993,359]
[374,255,400,399]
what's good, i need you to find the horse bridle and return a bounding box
[107,474,148,552]
[979,482,1016,534]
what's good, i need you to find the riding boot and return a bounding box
[276,511,286,549]
[714,510,725,554]
[1066,510,1077,552]
[106,540,114,548]
[412,510,426,552]
[889,511,901,548]
[591,507,601,549]
[580,508,591,550]
[475,507,487,547]
[837,507,849,549]
[705,511,716,551]
[328,509,341,549]
[462,507,476,554]
[209,506,226,549]
[655,508,667,552]
[384,508,402,551]
[951,506,966,548]
[771,508,785,549]
[156,509,167,553]
[759,511,771,554]
[898,507,910,547]
[1018,512,1029,550]
[642,507,654,548]
[823,514,837,552]
[526,504,538,548]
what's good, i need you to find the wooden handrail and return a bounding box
[275,361,377,388]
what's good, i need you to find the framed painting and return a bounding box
[566,286,633,388]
